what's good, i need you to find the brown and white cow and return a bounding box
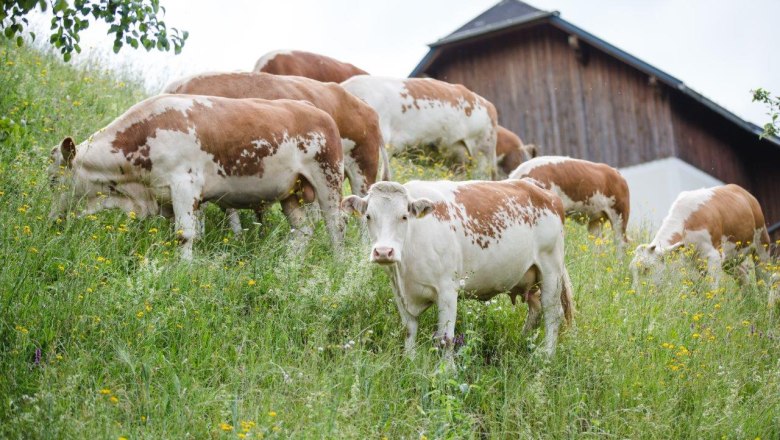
[341,76,498,180]
[164,71,387,197]
[495,125,538,178]
[254,50,368,83]
[48,94,344,259]
[342,180,573,356]
[631,184,771,296]
[509,156,630,246]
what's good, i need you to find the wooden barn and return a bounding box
[411,0,780,240]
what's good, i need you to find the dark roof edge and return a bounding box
[410,13,780,148]
[431,10,555,48]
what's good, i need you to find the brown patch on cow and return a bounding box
[112,108,190,171]
[496,126,525,176]
[451,180,564,249]
[399,78,489,117]
[253,50,368,83]
[431,201,451,222]
[673,184,769,249]
[519,159,630,235]
[166,71,379,194]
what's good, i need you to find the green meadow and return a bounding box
[1,39,779,439]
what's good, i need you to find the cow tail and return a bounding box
[379,143,392,181]
[560,268,574,326]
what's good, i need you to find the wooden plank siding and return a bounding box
[423,24,780,240]
[428,26,677,168]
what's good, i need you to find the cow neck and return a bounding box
[385,261,411,313]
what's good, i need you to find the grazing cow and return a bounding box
[631,184,771,295]
[254,50,368,83]
[164,71,387,197]
[341,76,498,179]
[342,180,573,356]
[509,156,630,246]
[495,125,538,178]
[48,94,344,259]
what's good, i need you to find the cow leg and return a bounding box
[769,273,780,310]
[605,209,627,250]
[434,286,458,349]
[539,264,565,356]
[280,196,312,240]
[389,279,419,357]
[226,208,243,236]
[587,216,604,237]
[308,174,344,251]
[704,250,723,288]
[521,289,542,335]
[344,155,368,197]
[752,240,771,287]
[170,180,202,260]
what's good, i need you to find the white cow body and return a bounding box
[343,180,573,356]
[631,184,770,295]
[341,76,498,179]
[49,94,345,259]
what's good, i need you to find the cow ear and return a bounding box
[341,195,367,216]
[60,137,76,167]
[408,198,434,218]
[524,144,539,158]
[667,242,684,253]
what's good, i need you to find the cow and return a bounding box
[340,76,498,180]
[495,125,538,178]
[254,50,368,83]
[48,94,344,259]
[509,156,630,247]
[341,180,574,357]
[631,184,771,297]
[164,71,387,198]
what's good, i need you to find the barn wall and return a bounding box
[428,25,677,168]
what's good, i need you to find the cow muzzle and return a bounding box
[371,246,397,265]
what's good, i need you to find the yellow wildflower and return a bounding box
[109,396,119,404]
[219,422,233,431]
[247,279,256,286]
[268,411,277,417]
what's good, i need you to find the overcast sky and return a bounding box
[34,0,780,127]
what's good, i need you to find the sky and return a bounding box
[29,0,780,127]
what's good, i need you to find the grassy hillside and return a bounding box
[1,39,779,439]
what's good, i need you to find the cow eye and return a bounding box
[365,214,371,221]
[401,215,408,221]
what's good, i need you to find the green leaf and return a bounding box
[16,36,24,47]
[63,52,71,62]
[4,27,15,38]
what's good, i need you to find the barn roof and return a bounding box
[410,0,780,148]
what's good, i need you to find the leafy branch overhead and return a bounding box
[751,88,779,139]
[0,0,188,61]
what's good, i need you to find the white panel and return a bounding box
[619,157,724,236]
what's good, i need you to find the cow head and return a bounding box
[630,242,683,289]
[47,137,80,218]
[48,136,159,220]
[342,181,434,265]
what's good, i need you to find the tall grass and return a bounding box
[1,39,779,439]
